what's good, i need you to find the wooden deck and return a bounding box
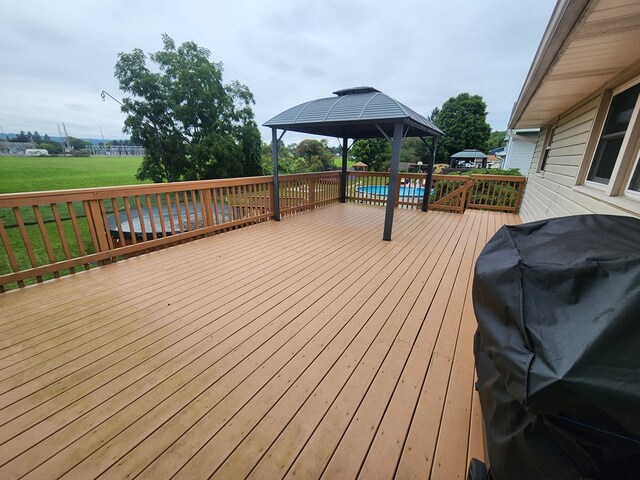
[0,203,519,479]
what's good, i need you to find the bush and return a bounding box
[446,167,522,176]
[438,168,523,208]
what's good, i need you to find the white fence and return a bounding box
[85,145,145,156]
[0,141,36,156]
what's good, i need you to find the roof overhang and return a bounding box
[509,0,640,129]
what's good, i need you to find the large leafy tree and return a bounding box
[115,34,262,182]
[431,93,492,163]
[487,130,507,151]
[294,139,335,172]
[349,138,391,172]
[400,137,431,165]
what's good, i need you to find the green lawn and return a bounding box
[0,156,146,194]
[0,156,148,288]
[332,157,354,169]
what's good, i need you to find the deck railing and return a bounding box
[0,170,522,291]
[0,172,339,291]
[347,172,524,213]
[278,171,341,215]
[466,174,526,212]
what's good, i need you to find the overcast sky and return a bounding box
[1,0,556,144]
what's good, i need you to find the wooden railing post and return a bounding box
[463,177,473,212]
[86,199,111,253]
[309,177,316,208]
[514,178,526,213]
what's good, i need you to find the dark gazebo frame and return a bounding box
[263,87,444,241]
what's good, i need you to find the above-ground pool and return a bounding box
[357,184,428,197]
[107,202,236,241]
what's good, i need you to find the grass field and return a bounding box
[0,156,148,288]
[0,156,146,194]
[332,157,355,169]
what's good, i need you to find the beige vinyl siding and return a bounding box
[504,132,537,175]
[519,95,640,223]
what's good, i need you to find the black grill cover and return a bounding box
[473,215,640,480]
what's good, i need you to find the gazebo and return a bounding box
[352,161,369,172]
[450,149,488,168]
[263,87,444,241]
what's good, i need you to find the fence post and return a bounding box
[462,177,474,213]
[86,199,111,253]
[514,178,526,213]
[461,176,473,212]
[309,176,316,208]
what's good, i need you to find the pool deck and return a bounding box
[0,203,519,479]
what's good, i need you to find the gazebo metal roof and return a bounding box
[263,87,443,139]
[451,149,488,158]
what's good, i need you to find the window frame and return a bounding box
[576,77,640,202]
[536,118,558,174]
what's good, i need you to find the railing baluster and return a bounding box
[135,196,148,241]
[145,194,158,240]
[173,192,184,234]
[0,217,24,287]
[67,202,87,263]
[155,194,167,238]
[51,203,74,273]
[82,200,100,253]
[164,193,176,235]
[33,205,59,277]
[110,198,126,246]
[123,197,137,245]
[13,207,42,282]
[211,188,220,226]
[182,191,193,231]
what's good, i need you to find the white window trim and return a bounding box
[535,118,558,175]
[574,77,640,210]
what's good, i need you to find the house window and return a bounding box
[540,148,551,172]
[587,82,640,185]
[537,123,555,172]
[627,150,640,193]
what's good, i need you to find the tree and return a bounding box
[115,34,261,183]
[400,137,430,165]
[487,130,507,151]
[37,142,63,154]
[67,136,89,150]
[349,138,391,172]
[294,139,334,172]
[11,131,30,143]
[431,93,492,163]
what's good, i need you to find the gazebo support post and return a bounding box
[383,122,404,241]
[271,128,280,221]
[340,137,348,203]
[422,135,437,212]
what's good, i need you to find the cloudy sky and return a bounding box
[1,0,556,143]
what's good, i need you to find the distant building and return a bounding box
[486,154,504,169]
[503,129,539,176]
[450,149,489,168]
[352,161,368,171]
[25,149,49,157]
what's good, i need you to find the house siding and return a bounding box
[519,95,640,223]
[504,132,537,176]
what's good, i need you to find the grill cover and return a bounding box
[473,215,640,480]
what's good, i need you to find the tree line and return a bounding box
[5,130,137,155]
[111,35,510,182]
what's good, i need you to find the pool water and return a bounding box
[357,185,426,197]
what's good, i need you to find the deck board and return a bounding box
[0,203,519,479]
